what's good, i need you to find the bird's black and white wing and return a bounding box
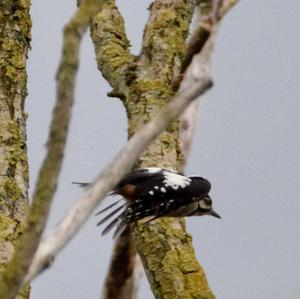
[74,167,216,237]
[115,167,210,200]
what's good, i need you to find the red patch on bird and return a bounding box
[119,184,136,200]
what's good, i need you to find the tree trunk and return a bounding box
[0,1,31,298]
[91,1,215,298]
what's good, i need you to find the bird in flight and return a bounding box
[74,167,220,238]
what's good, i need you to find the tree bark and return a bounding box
[0,0,31,298]
[0,1,104,298]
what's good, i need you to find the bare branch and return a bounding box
[102,229,143,299]
[90,0,134,97]
[25,73,212,284]
[179,0,238,167]
[181,27,210,75]
[0,1,104,298]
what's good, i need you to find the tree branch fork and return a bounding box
[0,0,238,297]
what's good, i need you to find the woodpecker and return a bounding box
[74,167,220,238]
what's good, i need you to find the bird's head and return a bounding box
[192,195,221,219]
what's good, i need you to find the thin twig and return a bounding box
[102,228,140,299]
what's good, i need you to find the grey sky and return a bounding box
[27,0,300,298]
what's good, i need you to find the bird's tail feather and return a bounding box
[112,222,127,239]
[72,181,116,197]
[96,205,125,227]
[101,217,123,236]
[72,181,90,188]
[95,199,123,216]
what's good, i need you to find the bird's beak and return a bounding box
[210,209,221,219]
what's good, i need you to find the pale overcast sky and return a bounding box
[27,1,300,298]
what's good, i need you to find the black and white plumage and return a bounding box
[74,167,220,238]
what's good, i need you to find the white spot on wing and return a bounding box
[149,191,154,195]
[162,171,191,190]
[145,167,162,173]
[154,186,159,190]
[161,187,166,193]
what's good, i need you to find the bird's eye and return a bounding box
[199,197,212,210]
[204,198,212,206]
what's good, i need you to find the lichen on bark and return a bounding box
[0,0,31,298]
[90,0,134,97]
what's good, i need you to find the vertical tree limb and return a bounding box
[130,1,215,298]
[179,0,238,167]
[0,1,104,298]
[91,0,217,298]
[0,1,31,298]
[90,1,209,298]
[90,2,138,298]
[90,0,134,97]
[102,228,143,299]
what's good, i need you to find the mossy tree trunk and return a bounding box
[0,1,31,298]
[91,1,215,298]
